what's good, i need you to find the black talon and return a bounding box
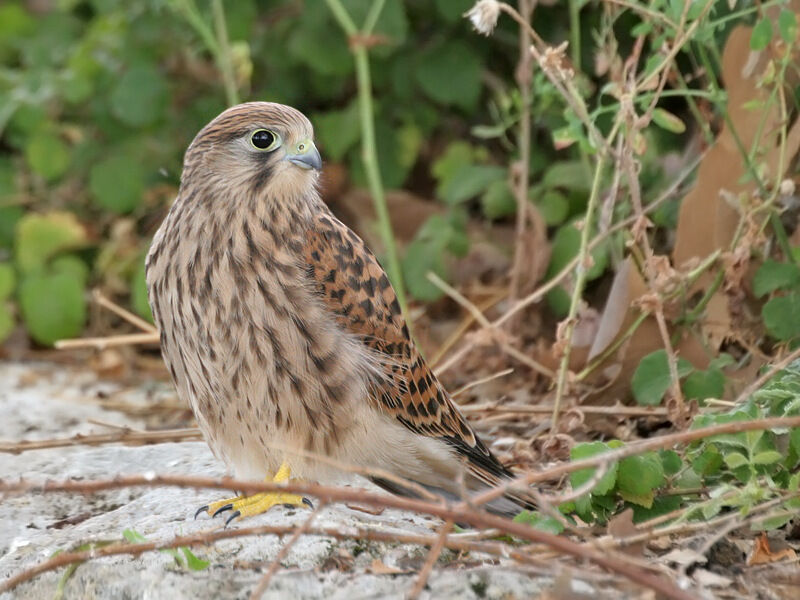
[194,505,209,520]
[302,497,314,509]
[224,510,241,528]
[212,503,234,518]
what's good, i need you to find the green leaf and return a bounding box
[314,103,361,162]
[24,130,70,182]
[512,510,565,535]
[542,161,591,192]
[110,63,169,127]
[0,206,23,250]
[630,494,681,522]
[432,142,485,189]
[546,222,608,281]
[435,0,473,21]
[570,442,618,496]
[651,108,686,134]
[89,154,145,214]
[752,513,793,531]
[15,212,87,274]
[752,450,782,465]
[617,453,665,497]
[778,9,797,43]
[131,257,153,323]
[51,255,89,286]
[536,189,569,226]
[122,529,148,543]
[0,303,13,342]
[683,367,726,401]
[181,547,210,570]
[0,263,15,301]
[631,349,694,406]
[750,18,773,51]
[692,447,723,476]
[763,292,800,341]
[481,179,516,219]
[18,271,86,346]
[440,165,505,205]
[415,40,482,111]
[659,450,683,476]
[753,260,800,297]
[403,233,446,301]
[618,489,654,508]
[723,452,748,469]
[288,11,351,77]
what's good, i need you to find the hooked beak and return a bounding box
[286,140,322,171]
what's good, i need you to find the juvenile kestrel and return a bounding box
[146,102,532,523]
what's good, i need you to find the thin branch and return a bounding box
[249,503,327,599]
[0,427,202,454]
[408,519,453,600]
[0,474,696,600]
[92,290,157,334]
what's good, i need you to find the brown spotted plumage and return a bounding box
[146,102,533,518]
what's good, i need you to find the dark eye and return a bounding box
[250,129,280,151]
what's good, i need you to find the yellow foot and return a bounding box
[194,462,312,527]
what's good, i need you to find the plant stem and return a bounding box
[211,0,239,106]
[324,0,408,317]
[552,152,608,429]
[568,0,581,70]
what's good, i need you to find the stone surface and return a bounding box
[0,362,587,599]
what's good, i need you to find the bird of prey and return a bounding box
[146,102,533,524]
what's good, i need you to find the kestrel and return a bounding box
[146,102,533,523]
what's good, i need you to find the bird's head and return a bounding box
[182,102,322,202]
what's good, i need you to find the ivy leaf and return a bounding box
[89,154,145,214]
[15,212,87,274]
[0,262,15,300]
[131,257,154,323]
[617,453,665,497]
[19,270,86,346]
[481,179,516,219]
[570,442,618,496]
[110,63,169,128]
[440,164,505,205]
[314,103,361,162]
[753,260,800,297]
[631,350,693,406]
[24,130,70,182]
[0,303,13,342]
[683,367,725,401]
[415,40,482,112]
[512,510,564,534]
[763,292,800,341]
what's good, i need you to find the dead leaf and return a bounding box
[748,533,798,565]
[368,558,407,575]
[345,502,385,516]
[607,508,645,557]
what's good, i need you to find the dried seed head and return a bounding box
[465,0,501,36]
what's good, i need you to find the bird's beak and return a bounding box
[285,140,322,171]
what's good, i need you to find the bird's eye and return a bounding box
[250,129,280,151]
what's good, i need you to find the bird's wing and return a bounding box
[303,212,513,488]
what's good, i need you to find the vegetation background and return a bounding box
[2,0,800,588]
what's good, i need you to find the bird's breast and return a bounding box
[146,208,373,470]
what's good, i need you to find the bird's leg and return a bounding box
[196,461,313,526]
